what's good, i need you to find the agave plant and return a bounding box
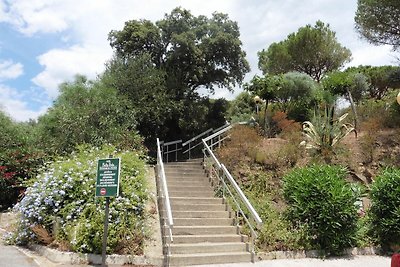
[301,106,356,161]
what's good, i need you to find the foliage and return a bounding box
[283,164,359,255]
[0,111,44,210]
[322,71,369,130]
[36,75,143,155]
[302,106,356,162]
[106,8,246,144]
[227,92,255,123]
[275,72,319,121]
[102,54,176,145]
[258,21,351,82]
[108,7,250,93]
[355,0,400,50]
[216,125,261,169]
[368,168,400,249]
[357,89,400,128]
[346,65,400,100]
[8,145,149,255]
[272,111,302,137]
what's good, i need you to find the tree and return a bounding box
[346,65,400,99]
[108,7,250,94]
[275,72,319,121]
[244,75,282,135]
[355,0,400,50]
[102,54,177,144]
[322,71,369,131]
[36,75,142,154]
[258,21,352,82]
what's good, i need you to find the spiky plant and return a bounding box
[301,106,356,162]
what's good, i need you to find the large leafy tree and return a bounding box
[102,54,177,144]
[355,0,400,50]
[108,7,250,94]
[258,21,352,82]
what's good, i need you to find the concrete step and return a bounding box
[168,185,212,192]
[165,168,204,174]
[173,217,233,226]
[172,211,231,218]
[170,234,247,244]
[164,164,204,170]
[167,181,210,187]
[171,203,227,211]
[170,242,248,254]
[165,159,202,166]
[169,191,214,198]
[169,251,252,266]
[170,197,223,205]
[170,226,237,235]
[167,176,208,182]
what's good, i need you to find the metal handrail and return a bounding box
[162,139,182,162]
[156,138,173,264]
[182,128,214,159]
[201,129,262,262]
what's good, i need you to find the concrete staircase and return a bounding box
[163,159,252,266]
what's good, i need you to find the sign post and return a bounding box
[96,157,121,267]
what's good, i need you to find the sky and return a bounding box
[0,0,398,122]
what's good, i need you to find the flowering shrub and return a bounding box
[8,145,149,255]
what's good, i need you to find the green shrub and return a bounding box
[8,145,149,255]
[369,168,400,249]
[283,164,359,255]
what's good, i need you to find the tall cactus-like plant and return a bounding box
[301,106,356,161]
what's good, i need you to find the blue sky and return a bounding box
[0,0,398,121]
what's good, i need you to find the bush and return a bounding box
[283,164,359,255]
[369,168,400,250]
[8,145,149,255]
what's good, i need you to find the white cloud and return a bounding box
[32,44,112,98]
[0,84,48,121]
[347,45,398,67]
[0,59,23,80]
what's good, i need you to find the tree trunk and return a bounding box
[347,88,359,133]
[263,99,270,137]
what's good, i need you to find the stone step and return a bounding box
[170,197,223,205]
[169,190,214,198]
[169,225,237,235]
[170,242,248,254]
[172,210,231,218]
[170,234,247,244]
[171,203,227,211]
[173,217,233,226]
[169,251,252,266]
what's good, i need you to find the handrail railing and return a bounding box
[162,139,182,162]
[182,128,214,159]
[203,123,232,150]
[156,138,173,265]
[202,128,262,262]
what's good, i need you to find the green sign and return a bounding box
[96,158,121,197]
